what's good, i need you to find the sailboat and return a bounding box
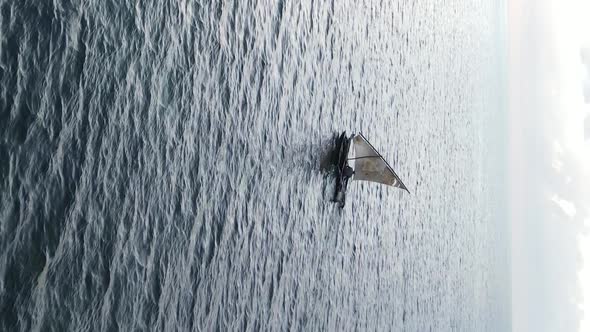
[334,132,409,206]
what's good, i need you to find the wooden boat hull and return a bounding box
[333,132,352,207]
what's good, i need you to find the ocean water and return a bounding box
[0,0,509,331]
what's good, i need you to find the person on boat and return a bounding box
[343,165,354,180]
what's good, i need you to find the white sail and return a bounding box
[347,134,409,192]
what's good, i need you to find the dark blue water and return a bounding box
[0,0,509,330]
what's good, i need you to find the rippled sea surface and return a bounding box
[1,0,509,331]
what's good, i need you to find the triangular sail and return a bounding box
[347,134,409,192]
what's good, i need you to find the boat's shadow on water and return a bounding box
[274,132,342,175]
[271,132,343,204]
[318,132,343,173]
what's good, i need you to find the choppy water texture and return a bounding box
[0,0,509,331]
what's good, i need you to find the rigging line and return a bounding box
[346,156,381,160]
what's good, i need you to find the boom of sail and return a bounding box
[347,134,409,192]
